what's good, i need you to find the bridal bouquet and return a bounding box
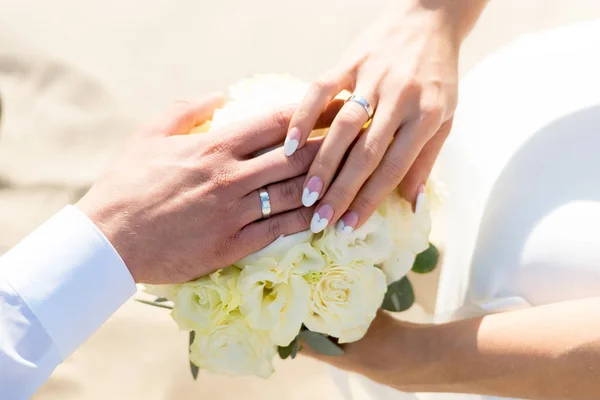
[141,74,441,379]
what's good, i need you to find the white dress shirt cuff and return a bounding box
[0,205,137,360]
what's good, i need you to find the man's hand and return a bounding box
[77,95,336,284]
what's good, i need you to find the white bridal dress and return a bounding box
[332,19,600,400]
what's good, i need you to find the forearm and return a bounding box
[0,206,136,398]
[398,0,488,43]
[404,298,600,399]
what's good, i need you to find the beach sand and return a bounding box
[0,1,598,398]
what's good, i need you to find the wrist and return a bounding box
[385,321,446,392]
[76,186,142,283]
[376,318,469,393]
[404,0,487,44]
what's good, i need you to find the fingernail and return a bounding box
[311,204,334,233]
[337,211,359,234]
[284,127,301,156]
[302,176,323,207]
[415,184,425,213]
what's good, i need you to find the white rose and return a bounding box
[304,262,387,343]
[426,166,446,210]
[170,267,241,332]
[208,74,342,139]
[189,313,276,378]
[237,242,326,346]
[313,210,395,266]
[237,230,313,264]
[142,283,178,300]
[378,190,432,284]
[210,74,309,130]
[379,190,431,252]
[381,248,417,284]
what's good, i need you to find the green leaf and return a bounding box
[381,276,415,312]
[154,297,169,302]
[411,243,440,274]
[291,341,300,359]
[189,331,199,380]
[299,331,344,356]
[294,343,303,358]
[189,330,195,347]
[278,337,299,360]
[135,298,173,309]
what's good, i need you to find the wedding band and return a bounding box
[345,94,375,119]
[258,188,272,219]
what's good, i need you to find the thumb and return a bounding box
[398,118,453,204]
[146,93,225,137]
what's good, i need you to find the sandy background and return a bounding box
[0,0,599,399]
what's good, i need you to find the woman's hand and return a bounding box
[285,0,486,233]
[307,299,600,399]
[302,311,430,392]
[78,97,338,284]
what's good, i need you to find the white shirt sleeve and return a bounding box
[0,205,137,399]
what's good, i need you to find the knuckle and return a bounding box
[267,218,283,240]
[201,140,221,156]
[288,146,311,171]
[295,106,311,121]
[311,78,336,94]
[228,230,242,247]
[380,157,407,181]
[360,139,384,169]
[294,208,313,231]
[278,179,302,203]
[327,184,351,204]
[202,166,238,199]
[224,199,244,222]
[216,231,242,263]
[390,78,422,109]
[402,77,422,94]
[279,182,297,203]
[353,195,378,215]
[272,108,292,133]
[312,154,337,173]
[268,209,313,239]
[338,107,366,129]
[213,166,235,190]
[419,102,444,127]
[214,237,231,260]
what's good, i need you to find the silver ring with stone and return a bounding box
[258,188,272,219]
[345,94,375,119]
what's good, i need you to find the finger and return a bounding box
[301,87,378,215]
[398,118,453,205]
[145,94,224,137]
[238,207,314,254]
[310,101,403,233]
[285,71,354,156]
[344,118,437,228]
[225,100,344,158]
[239,137,324,193]
[238,175,306,225]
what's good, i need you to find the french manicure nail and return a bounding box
[311,204,334,233]
[302,176,323,207]
[337,211,359,234]
[415,184,425,213]
[284,127,301,156]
